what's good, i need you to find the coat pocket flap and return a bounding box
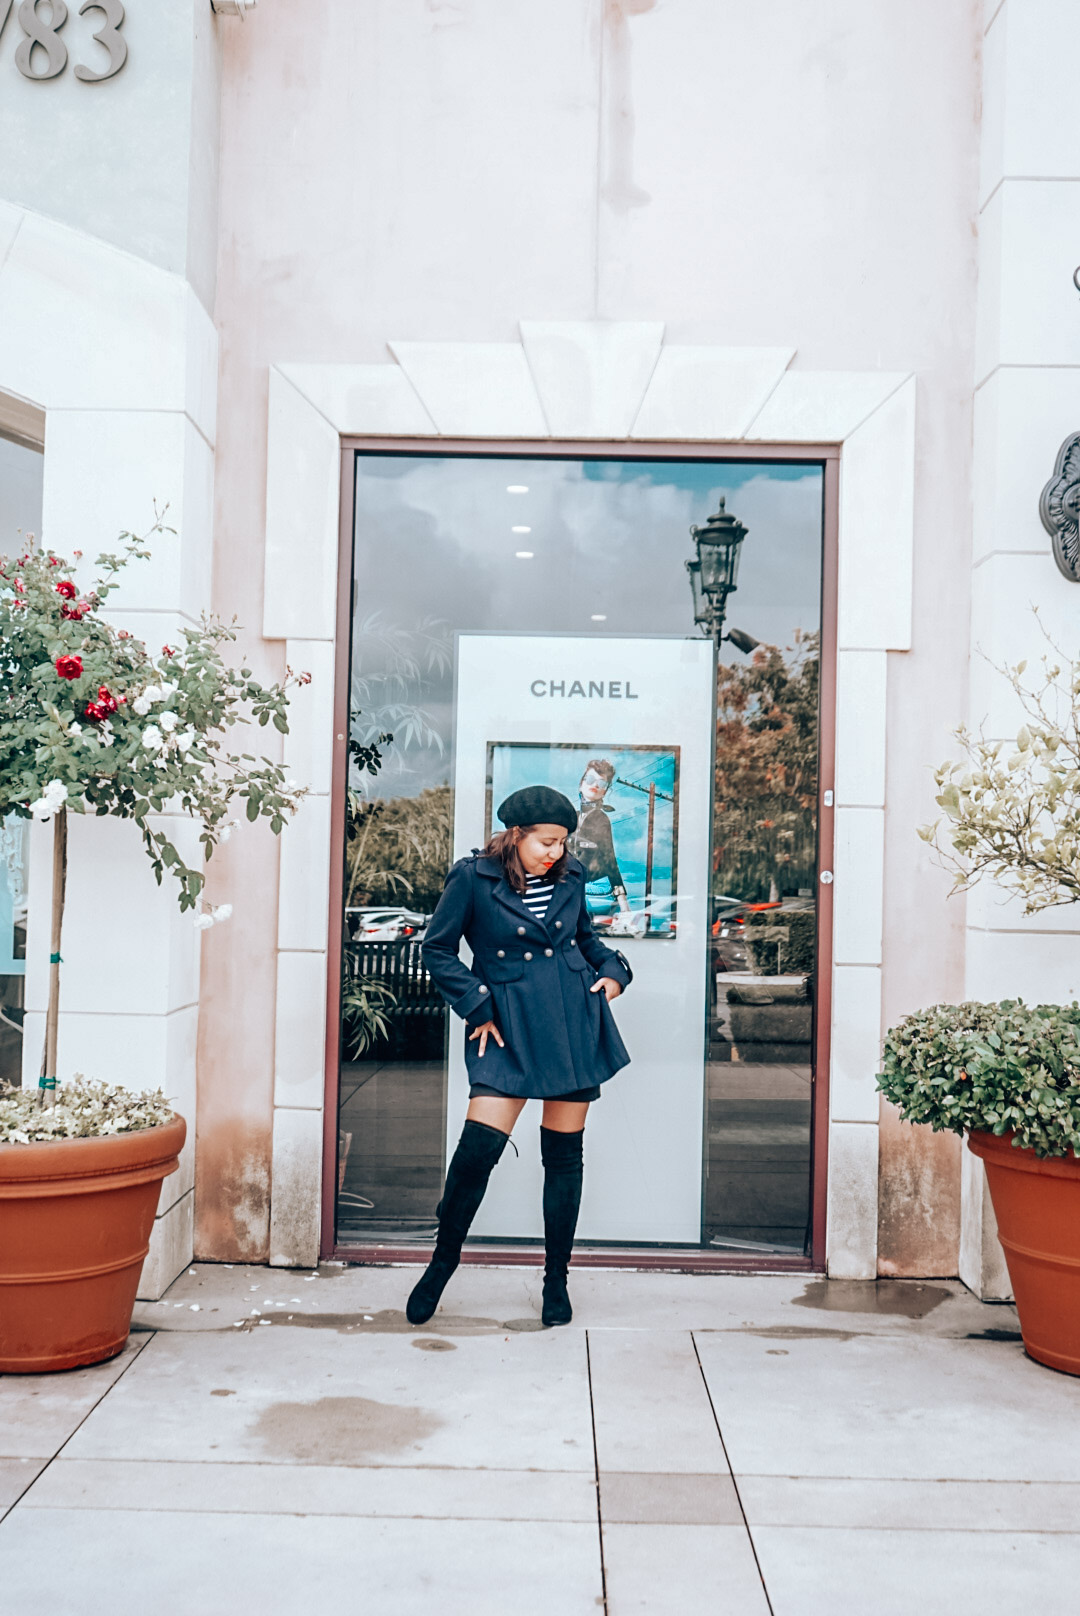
[476,952,525,983]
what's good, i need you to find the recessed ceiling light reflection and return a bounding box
[515,550,534,559]
[511,525,532,534]
[507,485,529,493]
[591,614,607,621]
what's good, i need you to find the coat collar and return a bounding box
[475,852,583,936]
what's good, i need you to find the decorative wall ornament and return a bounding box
[1039,432,1080,583]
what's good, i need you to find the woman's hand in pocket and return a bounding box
[591,977,622,1003]
[468,1019,505,1058]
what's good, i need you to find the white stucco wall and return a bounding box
[959,0,1080,1299]
[204,0,983,1272]
[0,1,225,1296]
[0,0,221,309]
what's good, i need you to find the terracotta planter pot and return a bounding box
[0,1114,186,1374]
[968,1128,1080,1376]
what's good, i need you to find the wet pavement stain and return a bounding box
[411,1338,457,1352]
[252,1395,443,1464]
[134,1306,547,1338]
[793,1280,952,1319]
[966,1328,1023,1342]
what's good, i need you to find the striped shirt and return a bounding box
[522,874,555,921]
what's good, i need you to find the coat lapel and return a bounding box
[476,852,582,939]
[475,854,541,933]
[541,859,583,936]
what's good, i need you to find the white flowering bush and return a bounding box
[0,520,308,1107]
[922,634,1080,914]
[0,1077,175,1144]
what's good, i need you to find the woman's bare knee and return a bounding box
[466,1095,526,1135]
[541,1100,590,1133]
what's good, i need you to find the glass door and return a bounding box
[334,450,826,1256]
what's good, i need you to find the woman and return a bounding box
[408,784,632,1328]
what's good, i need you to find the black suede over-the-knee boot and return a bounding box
[406,1120,509,1325]
[540,1126,584,1327]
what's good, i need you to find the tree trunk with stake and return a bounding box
[38,807,67,1107]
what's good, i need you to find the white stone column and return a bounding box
[961,0,1080,1298]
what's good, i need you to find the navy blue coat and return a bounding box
[422,853,633,1098]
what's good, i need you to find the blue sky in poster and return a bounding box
[489,743,677,916]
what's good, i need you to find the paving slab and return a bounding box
[0,1458,46,1518]
[0,1339,147,1459]
[752,1525,1080,1616]
[0,1507,604,1616]
[63,1322,596,1472]
[22,1457,598,1520]
[602,1523,770,1615]
[588,1329,729,1474]
[738,1474,1080,1532]
[695,1331,1080,1480]
[599,1471,743,1524]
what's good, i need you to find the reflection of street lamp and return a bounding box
[686,497,758,651]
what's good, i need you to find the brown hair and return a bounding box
[581,758,615,786]
[484,825,571,895]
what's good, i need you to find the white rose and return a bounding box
[159,710,178,732]
[159,682,178,702]
[176,729,196,753]
[43,780,68,809]
[193,913,214,931]
[132,695,152,717]
[141,726,163,751]
[213,904,233,924]
[69,722,82,736]
[142,685,162,704]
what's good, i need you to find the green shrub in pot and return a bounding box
[877,999,1080,1159]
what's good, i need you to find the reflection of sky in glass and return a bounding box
[352,455,823,798]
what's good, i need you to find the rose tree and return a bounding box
[0,522,308,1098]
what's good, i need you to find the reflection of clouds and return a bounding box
[353,456,822,800]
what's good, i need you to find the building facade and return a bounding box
[1,0,1075,1298]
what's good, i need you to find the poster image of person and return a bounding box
[486,743,679,937]
[568,759,632,924]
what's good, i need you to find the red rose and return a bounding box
[97,686,118,714]
[13,579,24,593]
[55,655,83,681]
[56,580,77,599]
[83,702,104,723]
[162,645,174,658]
[117,629,131,640]
[47,557,60,568]
[61,604,85,622]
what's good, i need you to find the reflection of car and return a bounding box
[711,893,816,973]
[345,907,430,941]
[592,895,677,938]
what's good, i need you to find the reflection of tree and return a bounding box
[713,632,818,902]
[346,785,453,911]
[350,613,451,788]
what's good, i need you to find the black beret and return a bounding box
[497,785,578,836]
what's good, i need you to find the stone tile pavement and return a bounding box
[2,1264,1079,1614]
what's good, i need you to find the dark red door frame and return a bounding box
[320,438,841,1270]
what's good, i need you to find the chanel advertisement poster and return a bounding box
[486,742,679,937]
[449,633,714,1245]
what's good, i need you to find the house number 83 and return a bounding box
[1,0,127,82]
